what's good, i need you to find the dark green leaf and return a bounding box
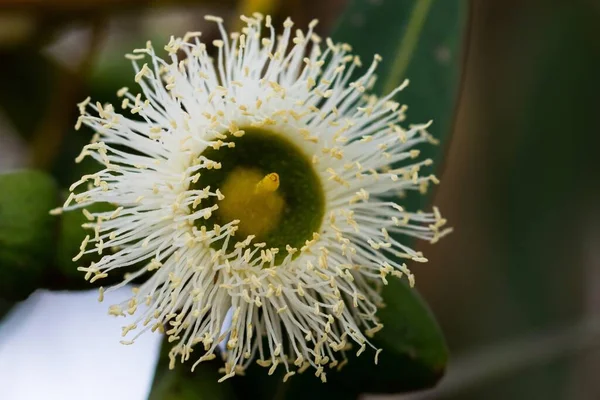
[0,298,14,321]
[50,35,143,188]
[0,170,58,300]
[48,202,151,291]
[333,0,466,210]
[231,355,355,400]
[149,341,237,400]
[323,0,467,393]
[232,281,446,398]
[332,279,447,393]
[230,281,447,397]
[47,202,117,290]
[0,50,59,141]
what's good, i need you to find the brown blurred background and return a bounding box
[417,1,600,399]
[1,0,599,399]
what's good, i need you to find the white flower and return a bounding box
[62,14,451,383]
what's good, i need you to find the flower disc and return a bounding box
[193,127,325,260]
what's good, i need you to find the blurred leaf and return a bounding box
[51,34,150,188]
[54,207,94,282]
[305,0,467,393]
[331,279,448,393]
[47,202,115,290]
[0,170,58,300]
[230,348,356,400]
[149,342,237,400]
[0,299,14,321]
[0,49,59,141]
[268,373,354,400]
[232,280,447,398]
[150,364,236,400]
[333,0,466,210]
[37,20,104,174]
[0,48,87,172]
[46,201,154,291]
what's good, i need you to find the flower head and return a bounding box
[63,14,450,382]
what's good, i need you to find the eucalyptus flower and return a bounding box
[59,14,450,382]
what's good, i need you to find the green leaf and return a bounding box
[48,202,149,291]
[54,207,91,283]
[333,0,466,210]
[149,342,237,400]
[229,282,447,399]
[323,0,467,393]
[230,283,447,397]
[0,170,58,300]
[331,279,447,393]
[230,351,357,400]
[0,50,59,142]
[48,202,116,290]
[0,299,14,321]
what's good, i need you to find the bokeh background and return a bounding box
[1,0,599,399]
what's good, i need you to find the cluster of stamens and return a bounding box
[55,13,451,382]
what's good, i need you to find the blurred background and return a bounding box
[0,0,599,399]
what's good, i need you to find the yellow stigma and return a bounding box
[218,168,285,239]
[255,172,280,194]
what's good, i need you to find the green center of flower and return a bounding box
[219,168,284,238]
[192,128,325,261]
